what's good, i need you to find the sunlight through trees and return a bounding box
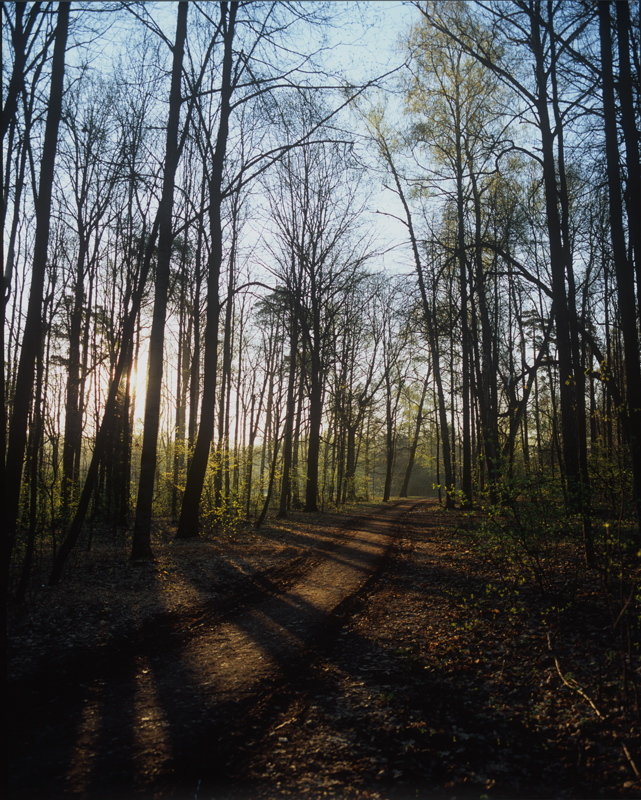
[2,0,639,594]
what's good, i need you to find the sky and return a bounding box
[109,0,421,422]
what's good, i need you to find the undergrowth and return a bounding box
[457,486,641,723]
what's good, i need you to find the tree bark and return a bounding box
[530,7,591,563]
[304,351,323,512]
[376,135,455,507]
[455,129,473,504]
[614,0,641,312]
[598,0,641,534]
[131,0,188,561]
[177,1,237,538]
[3,0,70,585]
[278,306,298,517]
[400,372,429,498]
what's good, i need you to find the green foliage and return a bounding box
[465,479,584,595]
[199,448,246,538]
[463,469,640,711]
[201,494,245,539]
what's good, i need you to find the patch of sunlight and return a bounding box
[133,654,173,782]
[64,683,104,793]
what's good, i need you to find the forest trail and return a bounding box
[8,499,422,800]
[8,498,638,800]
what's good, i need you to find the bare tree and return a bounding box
[3,0,70,586]
[365,112,456,507]
[177,0,237,538]
[131,0,188,561]
[266,130,371,513]
[598,0,641,533]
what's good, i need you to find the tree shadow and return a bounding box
[8,501,593,800]
[8,504,405,799]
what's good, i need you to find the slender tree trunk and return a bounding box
[455,134,473,504]
[61,235,90,519]
[291,339,306,508]
[245,392,257,518]
[381,144,455,507]
[469,171,500,501]
[382,381,396,502]
[214,235,237,509]
[598,0,641,534]
[344,420,361,502]
[15,315,47,601]
[1,96,30,472]
[188,272,201,449]
[2,1,70,586]
[255,431,282,529]
[614,0,641,311]
[278,307,298,517]
[547,6,593,557]
[177,1,237,538]
[131,1,188,561]
[172,255,189,521]
[304,352,323,512]
[530,8,591,563]
[400,372,429,497]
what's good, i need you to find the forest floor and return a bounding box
[7,498,641,800]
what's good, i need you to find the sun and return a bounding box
[129,352,149,426]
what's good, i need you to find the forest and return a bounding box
[3,1,641,796]
[3,0,640,588]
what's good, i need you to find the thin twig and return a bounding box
[272,712,300,732]
[612,575,639,631]
[546,633,604,718]
[622,742,640,779]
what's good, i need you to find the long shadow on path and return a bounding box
[7,501,414,799]
[9,500,595,800]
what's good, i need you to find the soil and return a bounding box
[7,498,641,800]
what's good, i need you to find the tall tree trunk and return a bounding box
[378,139,455,507]
[188,254,202,450]
[455,133,473,504]
[530,7,592,562]
[547,3,593,557]
[61,234,89,520]
[400,372,429,498]
[382,380,396,503]
[131,1,188,561]
[2,1,70,586]
[172,254,189,521]
[255,431,282,529]
[598,0,641,534]
[614,0,641,311]
[214,237,236,509]
[177,1,237,538]
[2,87,30,471]
[344,420,361,502]
[469,170,500,502]
[291,338,306,508]
[15,308,47,601]
[244,392,257,518]
[278,307,298,517]
[304,352,323,512]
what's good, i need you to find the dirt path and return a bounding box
[9,499,639,800]
[8,499,421,800]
